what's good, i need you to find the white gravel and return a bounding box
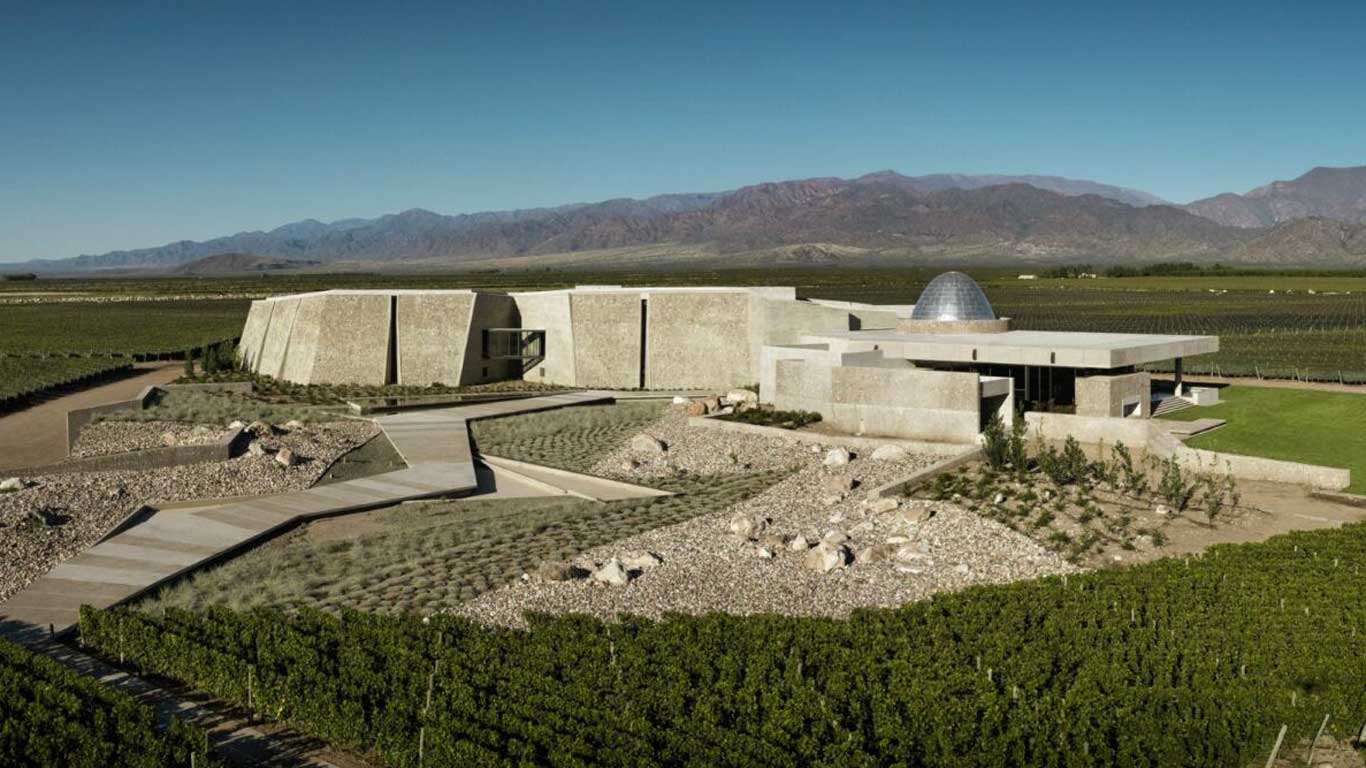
[461,409,1074,627]
[0,420,378,602]
[72,420,236,458]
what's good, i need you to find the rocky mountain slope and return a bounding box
[1185,166,1366,228]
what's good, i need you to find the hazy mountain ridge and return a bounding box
[14,168,1366,272]
[1184,166,1366,228]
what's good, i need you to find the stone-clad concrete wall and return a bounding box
[895,317,1011,334]
[397,292,475,386]
[828,365,981,442]
[459,293,519,385]
[238,300,273,369]
[280,294,325,383]
[245,287,908,390]
[646,292,751,389]
[571,292,641,389]
[255,297,301,378]
[772,355,982,444]
[513,292,576,386]
[308,294,391,385]
[1076,371,1151,418]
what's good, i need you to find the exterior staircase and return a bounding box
[1151,394,1193,417]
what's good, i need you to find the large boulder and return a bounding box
[822,448,851,467]
[804,542,850,573]
[275,447,298,467]
[821,474,855,495]
[621,551,664,571]
[629,434,668,455]
[702,396,722,414]
[0,477,24,493]
[246,420,275,437]
[591,559,631,586]
[684,400,708,417]
[724,389,758,405]
[871,444,909,462]
[864,496,899,515]
[728,513,767,540]
[535,561,588,582]
[247,440,267,457]
[898,505,938,526]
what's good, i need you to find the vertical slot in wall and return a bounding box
[385,295,399,385]
[638,298,648,389]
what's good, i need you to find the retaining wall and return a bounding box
[1024,411,1351,490]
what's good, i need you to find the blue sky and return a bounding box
[3,0,1365,261]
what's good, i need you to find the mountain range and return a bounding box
[13,166,1366,273]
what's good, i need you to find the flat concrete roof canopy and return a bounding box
[810,329,1219,369]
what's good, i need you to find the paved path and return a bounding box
[0,362,182,472]
[0,391,616,639]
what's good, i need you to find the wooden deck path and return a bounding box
[0,391,615,640]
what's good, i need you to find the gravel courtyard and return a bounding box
[0,420,377,602]
[462,408,1076,627]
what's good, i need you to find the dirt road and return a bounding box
[0,362,182,473]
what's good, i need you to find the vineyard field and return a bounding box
[0,357,132,410]
[0,638,215,767]
[0,299,250,357]
[84,519,1366,768]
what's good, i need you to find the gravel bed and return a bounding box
[461,409,1073,627]
[72,420,236,458]
[0,420,378,602]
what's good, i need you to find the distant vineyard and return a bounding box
[992,286,1366,382]
[84,519,1366,768]
[0,357,132,411]
[0,299,249,357]
[0,638,215,767]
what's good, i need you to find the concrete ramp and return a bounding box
[1,391,616,641]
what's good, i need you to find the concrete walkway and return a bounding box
[0,362,182,472]
[0,391,620,639]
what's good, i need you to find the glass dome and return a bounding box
[909,271,996,321]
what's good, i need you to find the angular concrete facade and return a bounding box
[241,285,897,390]
[237,274,1217,448]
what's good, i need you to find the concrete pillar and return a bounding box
[1174,357,1184,397]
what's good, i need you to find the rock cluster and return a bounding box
[0,420,378,603]
[462,413,1068,628]
[71,421,235,458]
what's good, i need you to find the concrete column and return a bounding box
[1174,357,1184,397]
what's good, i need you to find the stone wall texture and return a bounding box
[513,292,576,386]
[397,292,475,386]
[255,297,301,378]
[646,292,752,389]
[570,292,641,389]
[237,300,273,370]
[306,293,391,385]
[895,317,1011,334]
[1075,371,1152,418]
[772,357,982,444]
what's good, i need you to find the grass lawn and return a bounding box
[1160,385,1366,493]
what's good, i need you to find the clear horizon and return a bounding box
[4,0,1365,261]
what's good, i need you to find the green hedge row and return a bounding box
[0,638,216,767]
[80,520,1366,767]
